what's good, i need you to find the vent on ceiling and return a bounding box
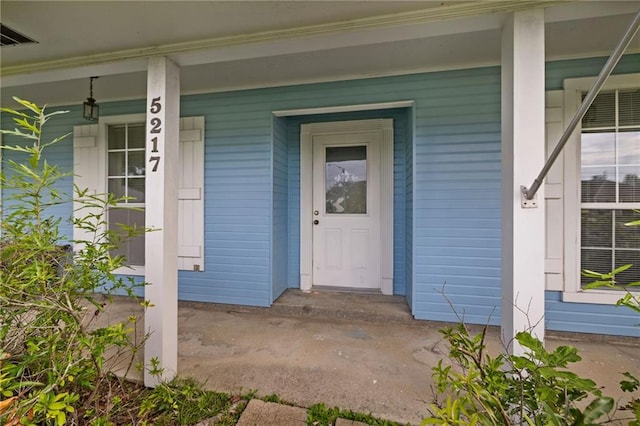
[1,23,38,47]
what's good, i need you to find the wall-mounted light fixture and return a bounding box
[83,76,99,121]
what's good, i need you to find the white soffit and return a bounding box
[2,0,566,84]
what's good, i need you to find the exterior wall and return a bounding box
[412,69,502,325]
[2,53,639,336]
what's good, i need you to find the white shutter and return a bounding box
[73,123,105,251]
[178,116,205,271]
[545,90,564,291]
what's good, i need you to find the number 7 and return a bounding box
[149,156,161,172]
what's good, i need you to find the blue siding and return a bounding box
[271,116,289,301]
[545,54,640,91]
[2,53,638,336]
[284,108,410,295]
[411,68,503,325]
[546,292,639,337]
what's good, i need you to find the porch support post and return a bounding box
[144,56,180,386]
[501,9,546,354]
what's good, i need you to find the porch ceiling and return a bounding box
[1,1,638,107]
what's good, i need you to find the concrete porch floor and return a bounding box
[98,289,640,425]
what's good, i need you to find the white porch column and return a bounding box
[501,9,546,354]
[144,56,180,386]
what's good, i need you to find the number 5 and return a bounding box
[150,97,162,114]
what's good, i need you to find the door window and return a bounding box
[325,145,367,214]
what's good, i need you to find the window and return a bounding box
[107,123,146,266]
[557,74,640,304]
[580,90,640,288]
[73,114,205,275]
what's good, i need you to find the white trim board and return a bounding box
[274,101,414,117]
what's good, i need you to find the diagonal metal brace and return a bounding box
[522,7,640,202]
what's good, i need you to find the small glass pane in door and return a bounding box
[325,145,367,214]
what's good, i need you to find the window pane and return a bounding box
[618,130,640,165]
[581,248,612,286]
[615,249,640,286]
[582,91,615,129]
[581,209,612,247]
[128,124,145,149]
[614,210,640,249]
[128,178,145,202]
[581,167,616,202]
[325,146,367,214]
[109,207,145,266]
[108,125,126,150]
[619,167,640,202]
[127,151,146,176]
[108,178,126,199]
[581,132,615,166]
[618,90,640,127]
[108,152,125,176]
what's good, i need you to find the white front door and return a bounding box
[312,131,382,288]
[300,118,393,294]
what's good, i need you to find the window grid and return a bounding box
[107,123,146,266]
[107,124,145,206]
[581,89,640,286]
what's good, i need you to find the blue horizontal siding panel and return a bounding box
[408,65,502,325]
[545,292,639,337]
[545,54,640,91]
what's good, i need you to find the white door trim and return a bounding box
[300,119,393,295]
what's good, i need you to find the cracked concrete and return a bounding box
[97,289,640,425]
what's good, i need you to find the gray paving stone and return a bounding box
[335,419,370,426]
[236,399,308,426]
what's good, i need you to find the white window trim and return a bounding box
[100,114,147,276]
[562,73,640,304]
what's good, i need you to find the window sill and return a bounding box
[562,289,639,305]
[113,265,145,277]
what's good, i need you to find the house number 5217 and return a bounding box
[148,96,162,172]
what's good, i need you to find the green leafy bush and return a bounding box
[424,324,619,425]
[0,98,146,424]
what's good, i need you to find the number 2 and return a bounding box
[150,118,162,134]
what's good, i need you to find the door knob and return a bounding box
[313,220,319,225]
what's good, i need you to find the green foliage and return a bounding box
[582,264,640,314]
[138,377,233,425]
[307,402,402,425]
[582,227,640,424]
[424,324,618,425]
[0,97,147,424]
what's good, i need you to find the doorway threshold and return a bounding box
[311,285,382,295]
[271,289,413,325]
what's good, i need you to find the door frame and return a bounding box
[300,119,394,295]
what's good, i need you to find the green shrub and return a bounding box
[0,98,146,424]
[424,324,617,425]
